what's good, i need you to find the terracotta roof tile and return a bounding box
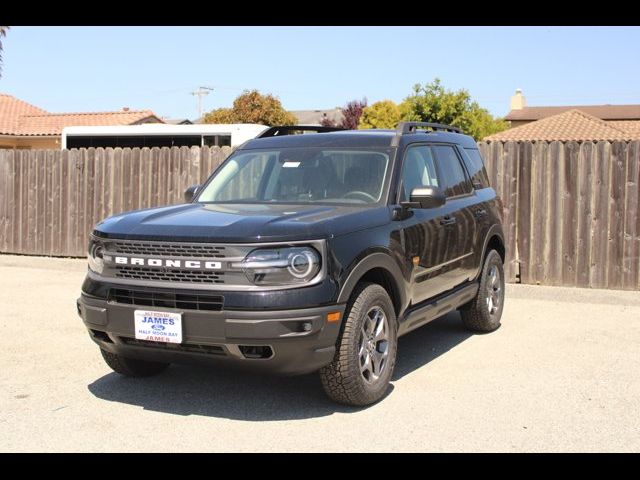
[0,94,49,135]
[505,104,640,121]
[0,93,162,136]
[609,120,640,137]
[484,109,637,142]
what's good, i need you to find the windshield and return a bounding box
[197,147,391,205]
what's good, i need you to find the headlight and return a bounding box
[88,238,105,274]
[237,246,321,286]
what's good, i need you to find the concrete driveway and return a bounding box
[1,254,639,452]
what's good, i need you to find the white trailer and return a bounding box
[61,123,269,149]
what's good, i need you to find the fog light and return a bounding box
[302,322,312,332]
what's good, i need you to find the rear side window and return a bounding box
[432,145,472,197]
[462,148,491,189]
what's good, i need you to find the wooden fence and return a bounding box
[1,141,639,290]
[479,140,640,290]
[0,146,231,258]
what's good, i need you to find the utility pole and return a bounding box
[191,86,214,119]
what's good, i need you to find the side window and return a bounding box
[400,145,439,201]
[432,145,472,197]
[462,148,490,189]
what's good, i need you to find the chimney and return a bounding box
[510,89,526,111]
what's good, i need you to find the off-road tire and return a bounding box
[319,282,397,406]
[461,249,505,332]
[100,349,170,377]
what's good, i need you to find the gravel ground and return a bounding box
[1,254,639,452]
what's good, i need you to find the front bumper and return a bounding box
[77,293,346,375]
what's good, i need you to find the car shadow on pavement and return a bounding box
[87,311,472,420]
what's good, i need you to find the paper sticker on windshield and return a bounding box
[283,161,300,168]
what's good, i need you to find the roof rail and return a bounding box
[256,125,345,138]
[396,122,462,134]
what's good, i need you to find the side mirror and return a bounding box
[406,186,446,209]
[184,184,200,203]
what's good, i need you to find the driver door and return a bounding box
[398,145,450,305]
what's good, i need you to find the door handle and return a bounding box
[440,215,457,226]
[474,208,487,218]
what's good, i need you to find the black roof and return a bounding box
[241,129,478,150]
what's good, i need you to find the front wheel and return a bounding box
[319,283,397,406]
[461,249,505,332]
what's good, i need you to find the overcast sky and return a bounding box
[2,26,639,120]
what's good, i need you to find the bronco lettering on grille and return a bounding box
[113,257,222,269]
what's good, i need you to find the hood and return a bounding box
[94,202,392,243]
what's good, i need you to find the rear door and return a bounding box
[431,144,478,290]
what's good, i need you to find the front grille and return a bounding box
[120,337,227,356]
[112,241,226,258]
[109,288,224,311]
[115,266,225,284]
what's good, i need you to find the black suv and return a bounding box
[78,122,505,406]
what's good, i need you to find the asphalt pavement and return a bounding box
[1,254,639,452]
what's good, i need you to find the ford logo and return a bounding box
[151,324,165,331]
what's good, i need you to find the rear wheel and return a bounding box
[319,283,397,406]
[100,349,170,377]
[461,249,505,332]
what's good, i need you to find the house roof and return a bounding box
[505,104,640,121]
[17,111,162,136]
[0,94,163,136]
[0,94,48,135]
[484,109,637,142]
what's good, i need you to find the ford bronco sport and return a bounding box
[77,122,506,406]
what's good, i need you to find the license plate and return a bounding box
[134,310,182,344]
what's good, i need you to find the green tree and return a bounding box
[359,100,402,129]
[203,90,297,126]
[401,78,508,140]
[0,26,9,78]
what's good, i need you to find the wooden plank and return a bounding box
[503,142,518,283]
[157,147,169,207]
[140,148,151,209]
[111,148,123,216]
[606,141,626,290]
[51,150,62,256]
[528,141,546,284]
[623,141,639,289]
[131,148,142,211]
[24,150,37,254]
[0,151,8,252]
[120,148,132,214]
[199,146,210,185]
[589,142,610,288]
[15,151,23,252]
[561,141,579,286]
[5,150,14,252]
[575,142,594,288]
[179,146,191,198]
[59,150,70,256]
[516,141,532,283]
[149,147,160,208]
[169,147,180,205]
[43,150,54,255]
[542,142,560,285]
[73,149,86,256]
[100,148,112,222]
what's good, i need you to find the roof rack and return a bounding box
[396,122,462,134]
[256,125,345,138]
